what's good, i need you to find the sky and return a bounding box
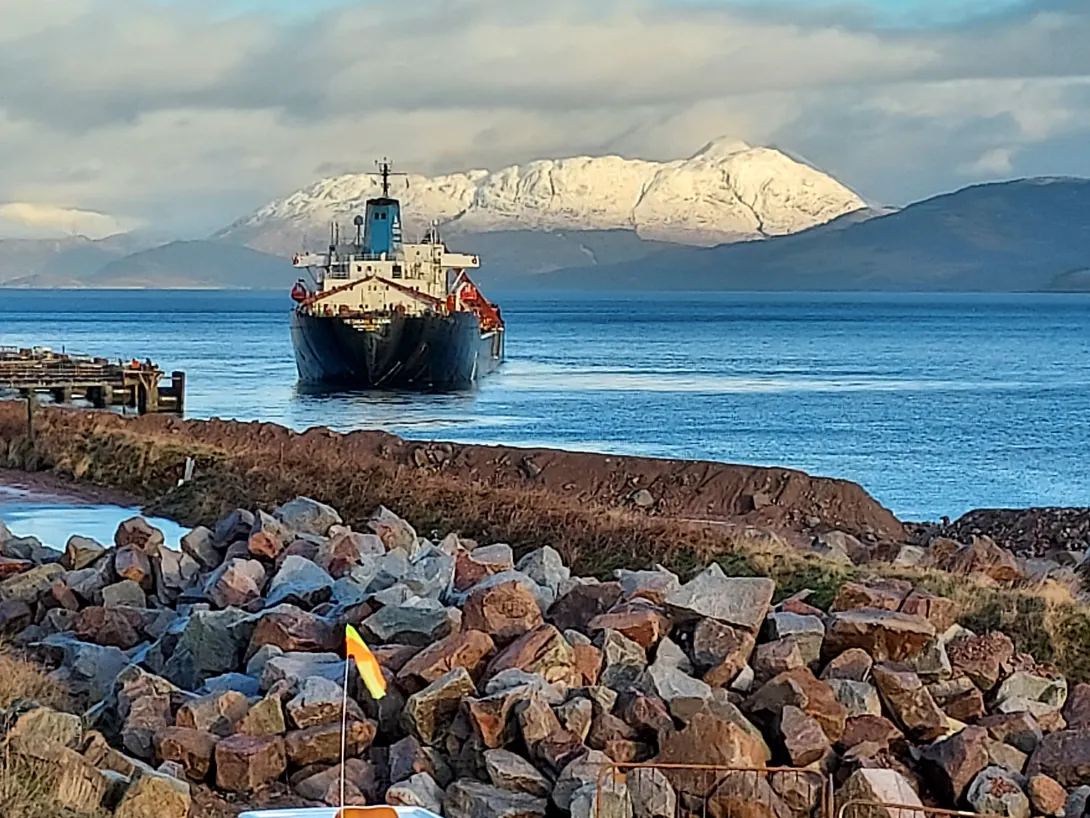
[0,0,1087,239]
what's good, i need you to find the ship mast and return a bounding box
[374,158,406,197]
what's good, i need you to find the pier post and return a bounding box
[172,371,186,415]
[26,393,35,441]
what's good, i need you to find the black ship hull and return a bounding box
[291,309,504,390]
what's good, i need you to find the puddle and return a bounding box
[0,483,188,550]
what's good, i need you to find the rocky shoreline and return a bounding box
[2,496,1090,818]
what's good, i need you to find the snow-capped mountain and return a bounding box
[217,138,866,254]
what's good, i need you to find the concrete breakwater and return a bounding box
[1,496,1090,818]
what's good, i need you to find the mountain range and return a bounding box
[0,139,1087,291]
[534,177,1090,291]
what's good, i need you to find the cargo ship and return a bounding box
[289,161,504,390]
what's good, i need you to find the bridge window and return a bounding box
[392,265,403,279]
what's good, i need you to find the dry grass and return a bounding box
[0,642,70,711]
[0,644,87,818]
[9,413,1090,684]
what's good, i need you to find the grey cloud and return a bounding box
[0,0,1087,235]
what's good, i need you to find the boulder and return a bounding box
[264,555,334,608]
[175,690,250,736]
[745,667,848,743]
[588,600,670,649]
[1027,730,1090,787]
[152,545,201,603]
[692,619,758,686]
[368,506,418,552]
[463,580,544,644]
[454,544,515,591]
[205,558,266,609]
[398,630,496,689]
[553,750,612,810]
[1028,774,1068,817]
[616,566,680,607]
[214,509,254,545]
[549,582,624,632]
[628,767,677,818]
[996,672,1068,711]
[1,562,64,602]
[73,605,145,650]
[115,518,165,552]
[838,715,904,752]
[920,725,990,803]
[516,546,571,593]
[274,496,342,537]
[116,545,153,588]
[214,734,287,793]
[947,631,1015,692]
[655,712,767,791]
[285,719,377,766]
[42,635,129,700]
[64,534,107,571]
[467,687,534,749]
[286,676,365,729]
[261,651,345,690]
[248,510,291,560]
[968,766,1031,818]
[445,779,548,818]
[837,769,924,818]
[486,624,576,683]
[871,663,947,742]
[1064,684,1090,730]
[403,549,457,599]
[363,598,462,647]
[317,531,384,578]
[114,772,192,818]
[387,772,446,814]
[899,589,961,632]
[236,692,287,737]
[162,608,253,689]
[831,579,912,612]
[943,536,1025,582]
[598,629,648,690]
[179,526,220,571]
[780,704,831,766]
[753,638,806,683]
[665,564,775,632]
[823,609,936,663]
[763,612,825,667]
[980,711,1044,754]
[153,727,218,782]
[293,759,376,802]
[405,666,477,745]
[827,679,882,718]
[50,747,110,814]
[102,578,147,608]
[247,604,338,656]
[485,748,552,796]
[0,597,32,634]
[5,706,83,759]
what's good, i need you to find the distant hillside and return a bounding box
[533,177,1090,291]
[81,241,295,289]
[1046,268,1090,292]
[0,235,130,286]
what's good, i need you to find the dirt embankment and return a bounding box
[0,403,906,573]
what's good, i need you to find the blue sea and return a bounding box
[1,290,1088,521]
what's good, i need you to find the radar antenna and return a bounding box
[373,158,407,197]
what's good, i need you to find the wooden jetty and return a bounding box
[0,347,185,415]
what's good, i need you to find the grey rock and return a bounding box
[198,673,262,698]
[653,636,693,675]
[516,547,570,592]
[1065,786,1090,818]
[287,676,364,729]
[102,579,147,608]
[485,670,565,704]
[153,546,201,604]
[214,508,254,545]
[572,778,632,818]
[3,534,64,565]
[968,766,1031,818]
[763,612,825,667]
[484,749,551,796]
[180,527,221,571]
[615,565,680,606]
[556,697,594,740]
[405,667,477,746]
[827,679,882,718]
[598,629,647,690]
[368,506,418,553]
[996,673,1068,710]
[261,652,345,690]
[65,566,108,603]
[367,549,410,593]
[553,750,612,810]
[387,772,445,814]
[363,598,461,647]
[1,562,64,602]
[665,563,775,632]
[403,549,456,599]
[64,535,107,571]
[264,555,334,609]
[644,660,713,712]
[894,545,928,567]
[909,638,952,680]
[445,779,547,818]
[161,608,254,690]
[274,497,342,537]
[629,767,677,818]
[245,644,283,678]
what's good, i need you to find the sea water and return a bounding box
[1,289,1088,521]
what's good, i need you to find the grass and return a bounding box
[0,644,90,818]
[7,407,1090,684]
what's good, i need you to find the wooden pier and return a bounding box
[0,347,185,415]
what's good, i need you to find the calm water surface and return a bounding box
[1,290,1088,521]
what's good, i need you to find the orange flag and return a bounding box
[345,624,387,700]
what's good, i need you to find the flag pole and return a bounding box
[340,652,350,810]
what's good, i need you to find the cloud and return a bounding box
[960,147,1018,176]
[0,0,1088,238]
[0,202,138,239]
